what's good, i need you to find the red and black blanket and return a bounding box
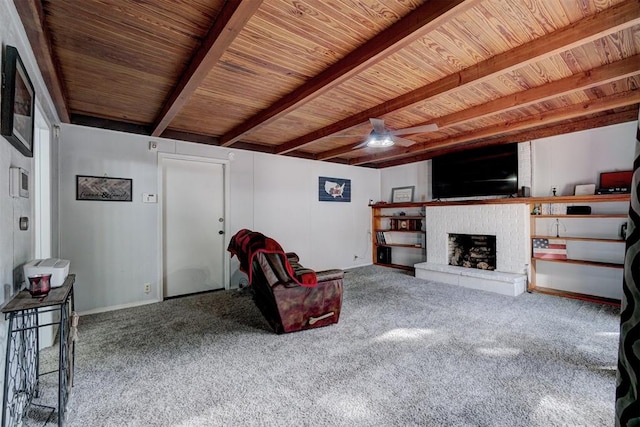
[227,229,317,287]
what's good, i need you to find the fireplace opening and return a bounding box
[448,233,496,270]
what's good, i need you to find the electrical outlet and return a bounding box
[144,283,151,294]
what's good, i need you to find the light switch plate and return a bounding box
[142,193,157,203]
[10,167,29,198]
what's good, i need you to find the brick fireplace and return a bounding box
[415,203,530,296]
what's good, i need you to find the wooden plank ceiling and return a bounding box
[16,0,640,168]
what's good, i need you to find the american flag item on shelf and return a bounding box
[532,238,567,260]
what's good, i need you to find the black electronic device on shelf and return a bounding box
[567,206,591,215]
[377,246,392,264]
[596,170,632,194]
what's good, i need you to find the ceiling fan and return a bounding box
[347,118,439,149]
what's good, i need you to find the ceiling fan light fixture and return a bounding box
[366,133,394,148]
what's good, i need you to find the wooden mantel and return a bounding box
[371,194,630,209]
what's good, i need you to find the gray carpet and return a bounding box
[31,265,619,426]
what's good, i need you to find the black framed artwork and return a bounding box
[76,175,133,202]
[1,45,35,157]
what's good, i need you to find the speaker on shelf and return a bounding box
[567,206,591,215]
[377,246,392,264]
[517,186,531,197]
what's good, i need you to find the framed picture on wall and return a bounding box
[318,176,351,202]
[391,186,415,203]
[1,45,35,157]
[76,175,133,201]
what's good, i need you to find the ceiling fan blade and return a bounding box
[369,118,387,134]
[392,136,416,147]
[353,140,369,149]
[390,123,438,135]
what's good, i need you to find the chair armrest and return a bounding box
[316,269,344,282]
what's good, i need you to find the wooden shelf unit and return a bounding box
[376,215,423,219]
[531,235,624,244]
[533,258,623,269]
[532,214,627,219]
[529,195,629,303]
[375,242,425,248]
[371,202,426,270]
[370,195,629,302]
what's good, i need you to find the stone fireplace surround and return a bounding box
[415,203,530,296]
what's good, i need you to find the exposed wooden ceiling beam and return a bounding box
[317,55,640,161]
[279,0,640,155]
[219,0,476,147]
[151,0,263,137]
[160,130,277,154]
[13,0,70,122]
[350,91,640,165]
[71,114,151,135]
[372,107,640,168]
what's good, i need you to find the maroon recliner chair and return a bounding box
[228,229,344,334]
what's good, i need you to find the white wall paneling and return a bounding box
[59,125,380,313]
[1,0,62,395]
[531,121,635,197]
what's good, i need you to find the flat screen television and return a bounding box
[432,144,518,199]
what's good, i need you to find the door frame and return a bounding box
[33,103,52,259]
[158,153,231,299]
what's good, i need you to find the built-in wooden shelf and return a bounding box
[375,229,425,233]
[531,286,621,307]
[371,202,425,208]
[521,194,629,204]
[531,235,625,243]
[372,194,630,301]
[372,203,426,270]
[371,193,629,209]
[533,214,627,219]
[375,215,424,219]
[375,243,424,248]
[528,195,628,303]
[532,257,623,269]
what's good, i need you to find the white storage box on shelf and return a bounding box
[23,258,70,287]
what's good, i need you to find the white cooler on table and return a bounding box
[22,258,71,349]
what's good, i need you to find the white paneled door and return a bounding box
[162,157,225,297]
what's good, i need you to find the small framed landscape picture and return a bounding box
[1,46,35,157]
[391,186,415,203]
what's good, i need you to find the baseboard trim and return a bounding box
[77,299,161,316]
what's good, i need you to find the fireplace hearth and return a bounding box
[448,233,496,270]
